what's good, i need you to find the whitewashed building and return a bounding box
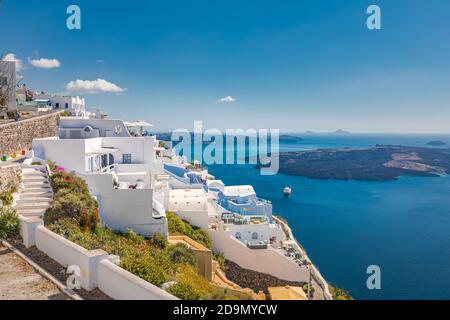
[33,92,86,116]
[32,118,168,237]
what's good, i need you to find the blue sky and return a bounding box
[1,0,450,133]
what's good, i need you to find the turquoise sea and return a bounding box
[192,134,450,300]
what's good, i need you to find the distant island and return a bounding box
[427,140,446,146]
[265,145,450,181]
[279,135,304,143]
[333,129,350,134]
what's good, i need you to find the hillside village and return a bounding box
[0,59,338,300]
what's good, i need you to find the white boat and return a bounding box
[283,187,292,197]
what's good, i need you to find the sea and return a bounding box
[177,133,450,300]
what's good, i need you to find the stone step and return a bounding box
[15,208,46,217]
[22,177,49,183]
[15,202,51,209]
[22,181,50,187]
[23,171,46,176]
[22,167,46,172]
[21,186,52,192]
[19,191,53,198]
[16,197,52,204]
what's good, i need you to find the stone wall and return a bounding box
[225,260,306,293]
[0,112,60,156]
[0,164,21,193]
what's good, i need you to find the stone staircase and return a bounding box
[13,166,53,218]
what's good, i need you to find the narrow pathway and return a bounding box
[13,165,53,218]
[0,245,69,300]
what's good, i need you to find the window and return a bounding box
[55,103,59,109]
[0,77,7,86]
[65,103,69,109]
[252,232,258,240]
[122,154,132,164]
[235,232,242,239]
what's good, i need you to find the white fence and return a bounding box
[19,215,178,300]
[98,259,177,300]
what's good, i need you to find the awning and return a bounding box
[86,147,119,155]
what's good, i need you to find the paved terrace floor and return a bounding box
[0,245,69,300]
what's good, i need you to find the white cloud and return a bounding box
[66,78,125,94]
[2,53,24,71]
[28,57,61,69]
[216,96,236,104]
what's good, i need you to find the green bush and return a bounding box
[0,207,19,240]
[50,171,91,195]
[45,190,98,227]
[151,233,168,249]
[167,282,200,300]
[120,254,169,287]
[6,111,15,119]
[0,192,14,206]
[167,211,212,249]
[329,284,352,300]
[213,251,226,271]
[169,243,198,266]
[45,170,98,231]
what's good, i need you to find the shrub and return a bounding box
[168,243,198,267]
[329,284,352,300]
[167,282,200,300]
[45,170,98,229]
[47,160,57,171]
[0,191,14,206]
[0,207,19,240]
[213,251,226,271]
[49,171,90,195]
[45,190,98,226]
[166,211,212,249]
[6,111,15,119]
[120,254,169,287]
[151,233,168,249]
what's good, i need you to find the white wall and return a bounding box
[228,223,271,243]
[210,230,309,283]
[98,260,178,300]
[19,216,177,299]
[81,173,168,237]
[33,138,101,172]
[102,137,158,165]
[173,210,209,229]
[60,118,131,137]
